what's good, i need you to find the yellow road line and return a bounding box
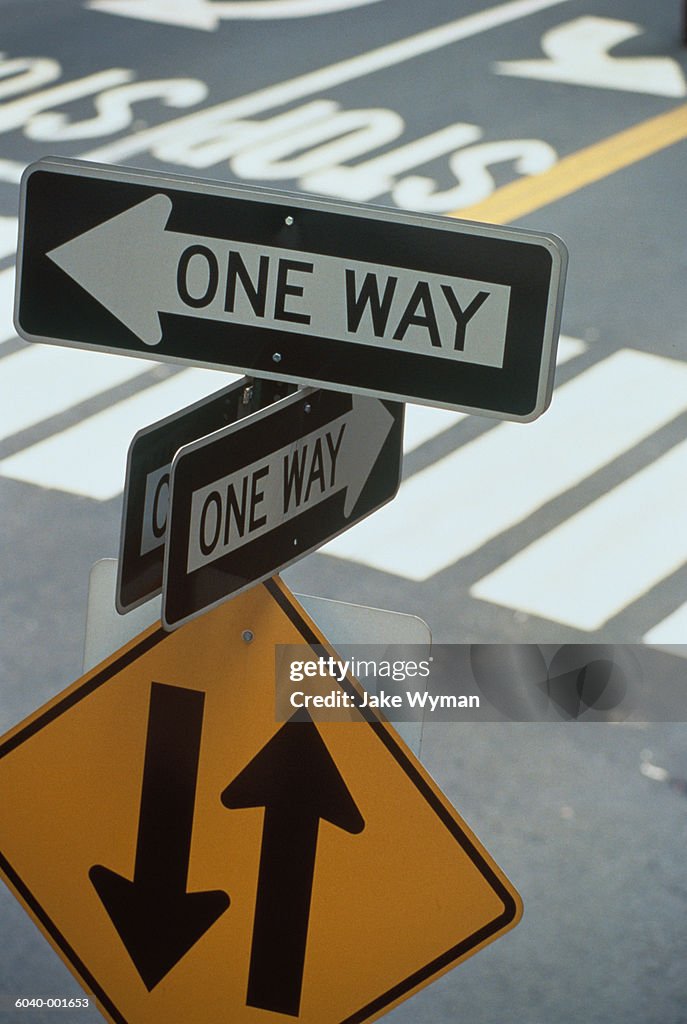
[452,103,687,224]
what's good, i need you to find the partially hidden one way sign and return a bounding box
[0,579,521,1024]
[117,376,293,614]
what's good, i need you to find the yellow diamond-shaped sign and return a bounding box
[0,578,521,1023]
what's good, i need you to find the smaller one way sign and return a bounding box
[163,389,403,628]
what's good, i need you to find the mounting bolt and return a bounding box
[304,403,312,413]
[272,352,282,363]
[285,215,294,226]
[242,629,254,643]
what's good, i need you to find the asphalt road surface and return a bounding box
[0,2,686,1023]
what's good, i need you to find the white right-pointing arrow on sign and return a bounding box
[339,395,395,517]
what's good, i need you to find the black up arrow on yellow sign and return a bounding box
[0,579,521,1024]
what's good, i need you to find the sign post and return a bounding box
[15,157,567,420]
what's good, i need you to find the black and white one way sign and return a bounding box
[162,388,403,629]
[16,158,567,420]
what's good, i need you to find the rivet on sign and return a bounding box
[273,352,282,363]
[293,538,298,546]
[242,630,254,643]
[285,215,294,226]
[304,403,312,414]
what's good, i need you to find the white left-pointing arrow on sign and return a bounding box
[48,194,175,346]
[48,192,344,350]
[185,395,395,573]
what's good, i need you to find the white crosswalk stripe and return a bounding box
[321,349,687,581]
[644,604,687,645]
[472,439,687,630]
[0,217,18,259]
[0,266,17,344]
[0,344,155,439]
[401,335,585,453]
[0,366,234,499]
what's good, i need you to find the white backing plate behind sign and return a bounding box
[84,559,431,754]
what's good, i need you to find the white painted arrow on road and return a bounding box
[86,0,385,31]
[495,17,687,98]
